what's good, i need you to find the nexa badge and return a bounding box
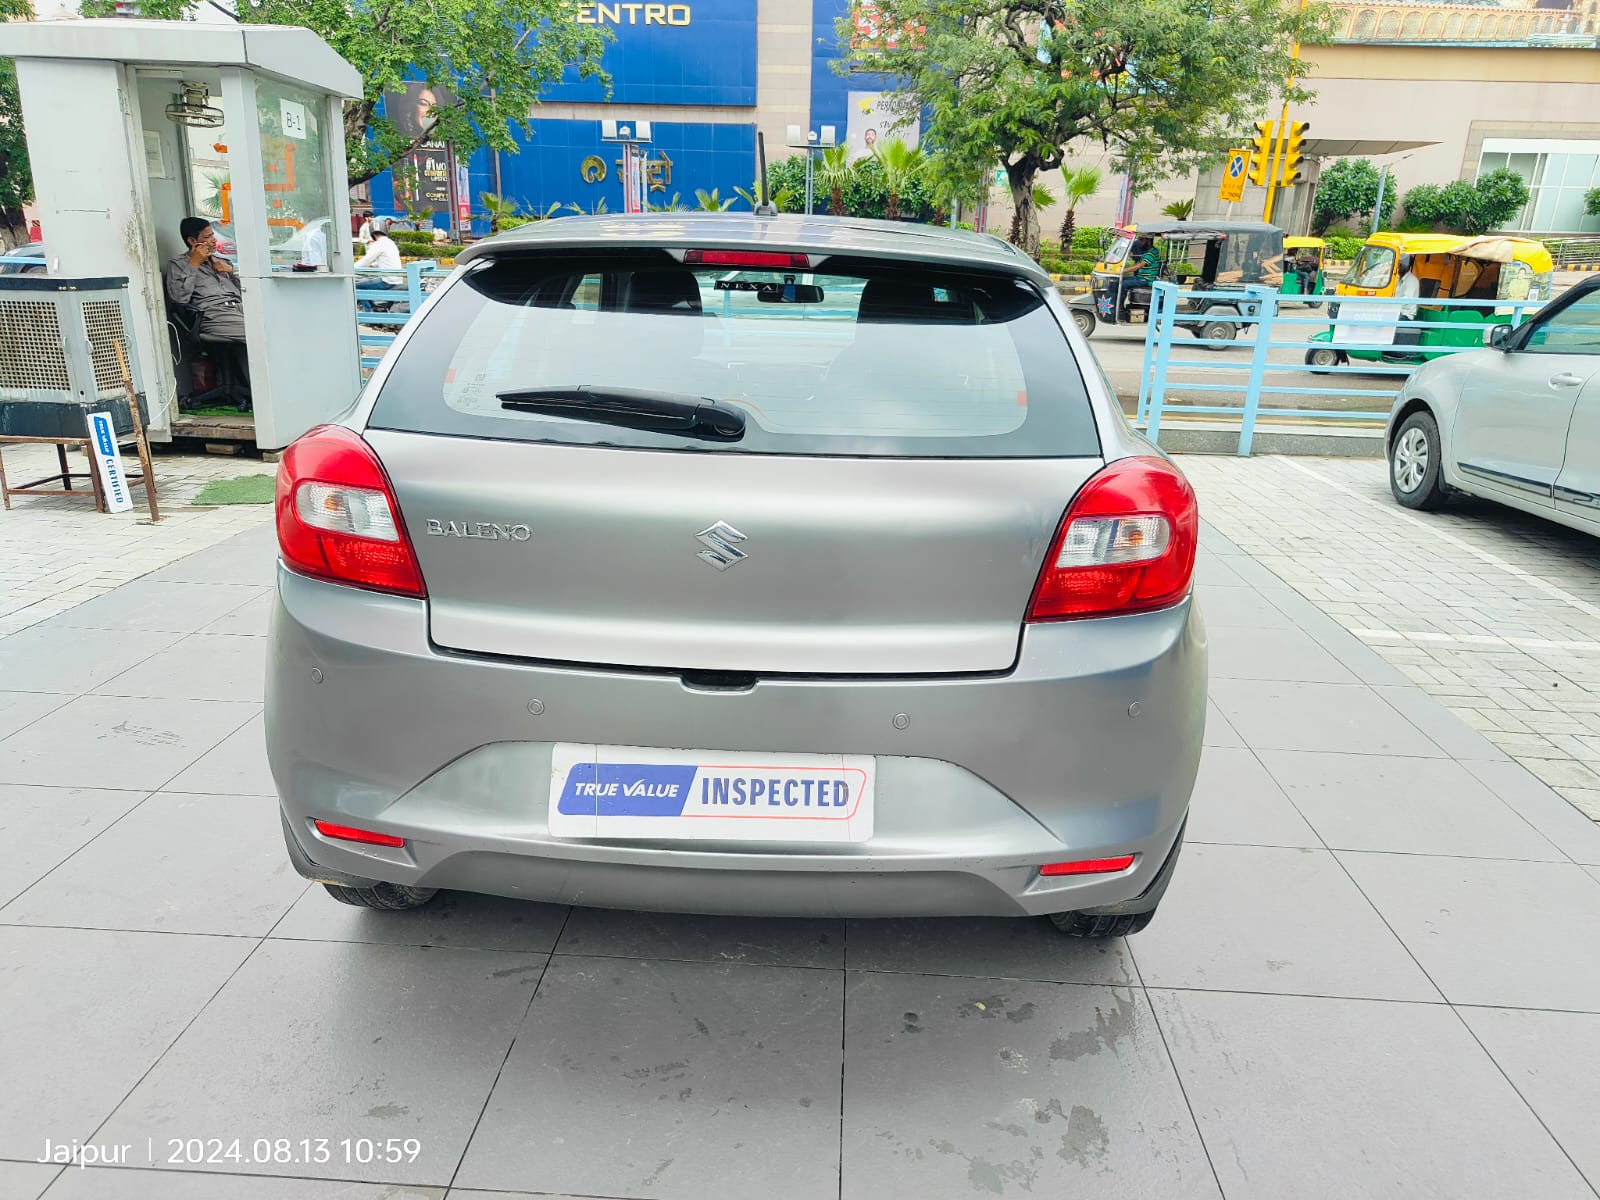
[425,520,533,541]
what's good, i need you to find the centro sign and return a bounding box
[576,2,693,25]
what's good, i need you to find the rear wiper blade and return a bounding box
[497,385,746,441]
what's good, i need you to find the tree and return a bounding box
[1588,187,1600,218]
[1312,157,1397,232]
[83,0,611,186]
[1057,164,1101,249]
[1469,167,1530,234]
[817,145,855,217]
[874,137,924,220]
[0,0,34,247]
[0,59,30,247]
[1401,168,1530,235]
[480,192,520,235]
[1161,198,1194,220]
[844,0,1328,258]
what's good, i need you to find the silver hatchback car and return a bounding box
[266,214,1205,937]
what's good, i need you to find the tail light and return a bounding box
[1026,456,1198,621]
[683,249,810,269]
[275,425,426,598]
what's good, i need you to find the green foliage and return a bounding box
[1071,225,1111,255]
[694,188,736,212]
[1161,198,1195,220]
[83,0,611,187]
[648,192,691,213]
[1471,167,1531,233]
[0,56,31,241]
[1588,187,1600,218]
[480,191,520,233]
[842,0,1330,256]
[1312,158,1396,233]
[1057,164,1102,248]
[1325,234,1365,262]
[1401,169,1530,235]
[817,145,855,216]
[875,137,925,220]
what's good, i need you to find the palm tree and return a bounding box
[695,188,736,212]
[1162,198,1195,221]
[874,138,924,221]
[734,181,798,212]
[817,145,854,217]
[1058,165,1102,253]
[480,192,519,235]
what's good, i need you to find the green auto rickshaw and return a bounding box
[1279,236,1326,307]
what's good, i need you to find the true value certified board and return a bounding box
[549,744,875,843]
[85,411,134,514]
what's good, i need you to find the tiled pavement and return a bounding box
[3,514,1600,1199]
[1184,454,1600,822]
[0,443,270,638]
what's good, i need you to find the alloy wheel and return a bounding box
[1393,426,1429,493]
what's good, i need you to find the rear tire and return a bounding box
[1048,909,1157,938]
[1197,318,1235,349]
[1305,346,1343,371]
[323,882,439,910]
[1389,410,1448,511]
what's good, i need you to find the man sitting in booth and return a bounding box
[165,216,251,399]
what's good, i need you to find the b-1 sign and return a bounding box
[1218,149,1250,204]
[86,411,133,514]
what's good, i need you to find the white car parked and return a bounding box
[1388,276,1600,532]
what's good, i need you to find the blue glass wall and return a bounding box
[546,0,758,106]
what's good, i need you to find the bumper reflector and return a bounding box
[1040,854,1135,877]
[314,820,406,848]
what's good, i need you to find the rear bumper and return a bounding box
[267,567,1206,918]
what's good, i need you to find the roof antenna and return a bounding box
[755,131,777,217]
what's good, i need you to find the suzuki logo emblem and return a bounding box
[695,521,748,570]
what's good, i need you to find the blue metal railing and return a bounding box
[1136,281,1546,455]
[356,261,449,373]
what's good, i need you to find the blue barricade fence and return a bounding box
[1136,280,1545,455]
[356,261,450,374]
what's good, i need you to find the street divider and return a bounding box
[1136,281,1544,456]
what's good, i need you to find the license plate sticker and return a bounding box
[548,744,875,843]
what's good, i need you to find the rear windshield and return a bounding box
[367,251,1099,458]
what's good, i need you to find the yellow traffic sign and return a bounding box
[1219,148,1249,204]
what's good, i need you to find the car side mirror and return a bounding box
[1487,325,1512,350]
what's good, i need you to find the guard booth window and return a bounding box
[256,78,335,271]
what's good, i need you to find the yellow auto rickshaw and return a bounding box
[1279,236,1326,307]
[1305,232,1555,367]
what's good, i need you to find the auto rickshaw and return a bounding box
[1279,236,1326,307]
[1068,220,1284,350]
[1304,232,1555,367]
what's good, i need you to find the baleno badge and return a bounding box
[425,520,533,542]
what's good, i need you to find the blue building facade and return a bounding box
[365,0,907,234]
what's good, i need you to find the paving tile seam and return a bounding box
[1186,839,1567,864]
[1127,943,1228,1199]
[0,789,156,911]
[73,933,280,1165]
[1269,457,1600,621]
[443,907,572,1195]
[1444,1004,1600,1199]
[0,693,75,742]
[1139,983,1600,1015]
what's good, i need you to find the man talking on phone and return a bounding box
[165,216,251,399]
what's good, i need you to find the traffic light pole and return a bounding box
[1262,0,1308,225]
